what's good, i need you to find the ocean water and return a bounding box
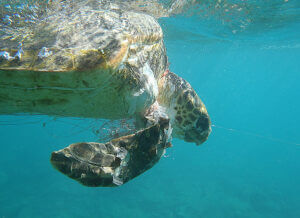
[0,0,300,217]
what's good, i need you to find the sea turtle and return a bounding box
[0,1,211,186]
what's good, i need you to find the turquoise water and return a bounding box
[1,1,300,217]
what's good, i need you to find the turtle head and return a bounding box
[173,89,211,145]
[157,71,211,145]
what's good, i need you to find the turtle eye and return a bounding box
[196,115,210,130]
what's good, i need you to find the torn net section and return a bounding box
[92,118,138,143]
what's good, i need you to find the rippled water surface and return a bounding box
[0,0,300,217]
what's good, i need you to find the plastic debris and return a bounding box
[0,51,14,60]
[38,47,53,58]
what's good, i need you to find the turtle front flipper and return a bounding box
[50,118,170,187]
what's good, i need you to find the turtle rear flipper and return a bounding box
[50,118,170,187]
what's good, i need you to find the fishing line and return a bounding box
[1,115,299,146]
[43,118,99,139]
[0,114,46,126]
[211,124,300,146]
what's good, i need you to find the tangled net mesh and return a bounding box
[92,118,137,143]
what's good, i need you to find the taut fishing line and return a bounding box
[211,124,300,146]
[1,115,299,146]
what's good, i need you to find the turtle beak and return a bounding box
[184,113,211,145]
[184,128,211,145]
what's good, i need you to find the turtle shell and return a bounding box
[0,2,168,119]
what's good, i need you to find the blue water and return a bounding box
[1,1,300,217]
